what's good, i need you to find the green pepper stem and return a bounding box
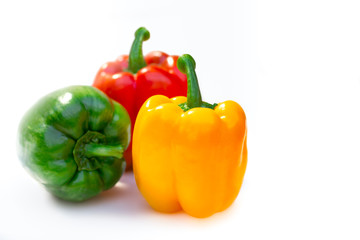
[84,144,124,159]
[177,54,202,108]
[127,27,150,74]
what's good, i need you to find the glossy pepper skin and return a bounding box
[93,27,187,170]
[133,55,247,218]
[17,86,131,201]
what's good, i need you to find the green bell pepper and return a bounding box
[17,86,131,201]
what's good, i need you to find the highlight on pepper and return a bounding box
[93,27,188,170]
[132,54,248,218]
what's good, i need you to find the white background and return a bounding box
[0,0,359,239]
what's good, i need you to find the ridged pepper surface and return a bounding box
[18,86,131,201]
[93,27,187,169]
[133,55,247,218]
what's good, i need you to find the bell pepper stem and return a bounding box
[73,131,124,171]
[177,54,202,108]
[84,144,124,159]
[127,27,150,74]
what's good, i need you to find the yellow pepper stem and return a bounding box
[177,54,217,111]
[177,54,203,109]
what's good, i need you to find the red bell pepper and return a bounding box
[93,27,187,170]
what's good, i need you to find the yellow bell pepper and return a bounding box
[132,54,247,218]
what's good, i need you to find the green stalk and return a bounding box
[177,54,202,108]
[127,27,150,73]
[84,144,123,159]
[73,131,124,171]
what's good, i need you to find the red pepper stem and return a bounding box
[127,27,150,74]
[177,54,202,108]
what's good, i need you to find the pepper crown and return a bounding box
[73,131,124,171]
[177,54,217,111]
